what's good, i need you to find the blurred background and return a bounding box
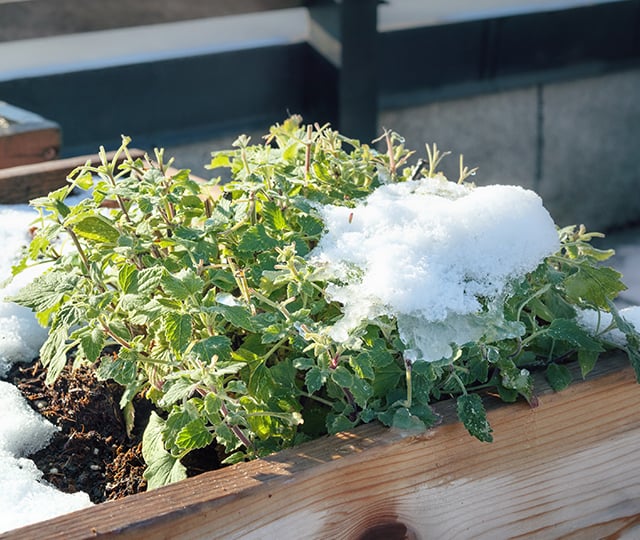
[1,0,639,303]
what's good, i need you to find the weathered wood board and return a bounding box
[0,149,146,203]
[2,353,639,540]
[0,102,60,169]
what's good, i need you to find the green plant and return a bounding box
[10,117,640,489]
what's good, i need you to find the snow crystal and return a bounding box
[310,178,560,362]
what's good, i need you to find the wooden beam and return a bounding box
[3,352,639,539]
[0,149,146,204]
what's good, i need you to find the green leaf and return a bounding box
[305,366,328,394]
[73,215,120,244]
[457,393,493,443]
[350,353,375,380]
[39,326,69,384]
[331,365,354,388]
[191,336,232,363]
[142,412,187,490]
[79,327,105,363]
[389,407,426,431]
[8,270,76,312]
[135,267,164,294]
[546,318,604,351]
[176,418,214,451]
[96,350,138,385]
[577,349,599,378]
[157,377,197,407]
[608,301,640,382]
[249,364,275,402]
[161,269,204,300]
[237,224,278,254]
[164,313,192,354]
[118,264,137,293]
[564,264,626,308]
[206,304,256,332]
[545,362,572,391]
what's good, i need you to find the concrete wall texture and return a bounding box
[381,68,640,232]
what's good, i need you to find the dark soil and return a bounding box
[7,361,224,503]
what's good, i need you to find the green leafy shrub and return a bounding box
[10,117,640,489]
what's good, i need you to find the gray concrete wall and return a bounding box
[381,68,640,232]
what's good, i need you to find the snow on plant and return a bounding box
[8,117,640,490]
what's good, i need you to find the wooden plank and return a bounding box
[0,0,305,41]
[0,149,146,204]
[2,352,639,539]
[0,102,60,168]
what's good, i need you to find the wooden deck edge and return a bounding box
[0,149,146,204]
[2,352,639,539]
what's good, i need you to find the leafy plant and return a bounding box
[10,116,640,489]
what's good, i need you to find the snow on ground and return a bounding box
[0,204,92,534]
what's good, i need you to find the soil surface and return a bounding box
[7,361,223,503]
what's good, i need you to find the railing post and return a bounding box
[307,0,378,143]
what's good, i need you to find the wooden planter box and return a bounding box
[1,157,640,539]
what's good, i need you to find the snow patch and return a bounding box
[310,178,560,362]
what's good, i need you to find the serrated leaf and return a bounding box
[237,224,278,254]
[546,318,604,351]
[8,270,76,312]
[328,414,355,434]
[191,335,232,363]
[142,412,187,490]
[135,267,164,294]
[457,393,493,443]
[564,264,626,308]
[176,418,214,451]
[157,377,197,407]
[118,264,137,293]
[345,378,371,408]
[164,313,192,354]
[161,269,204,300]
[73,215,120,244]
[305,366,328,393]
[208,152,232,169]
[263,202,287,231]
[350,353,375,380]
[545,362,572,391]
[96,350,138,385]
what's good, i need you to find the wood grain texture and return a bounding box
[0,149,146,203]
[2,353,639,540]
